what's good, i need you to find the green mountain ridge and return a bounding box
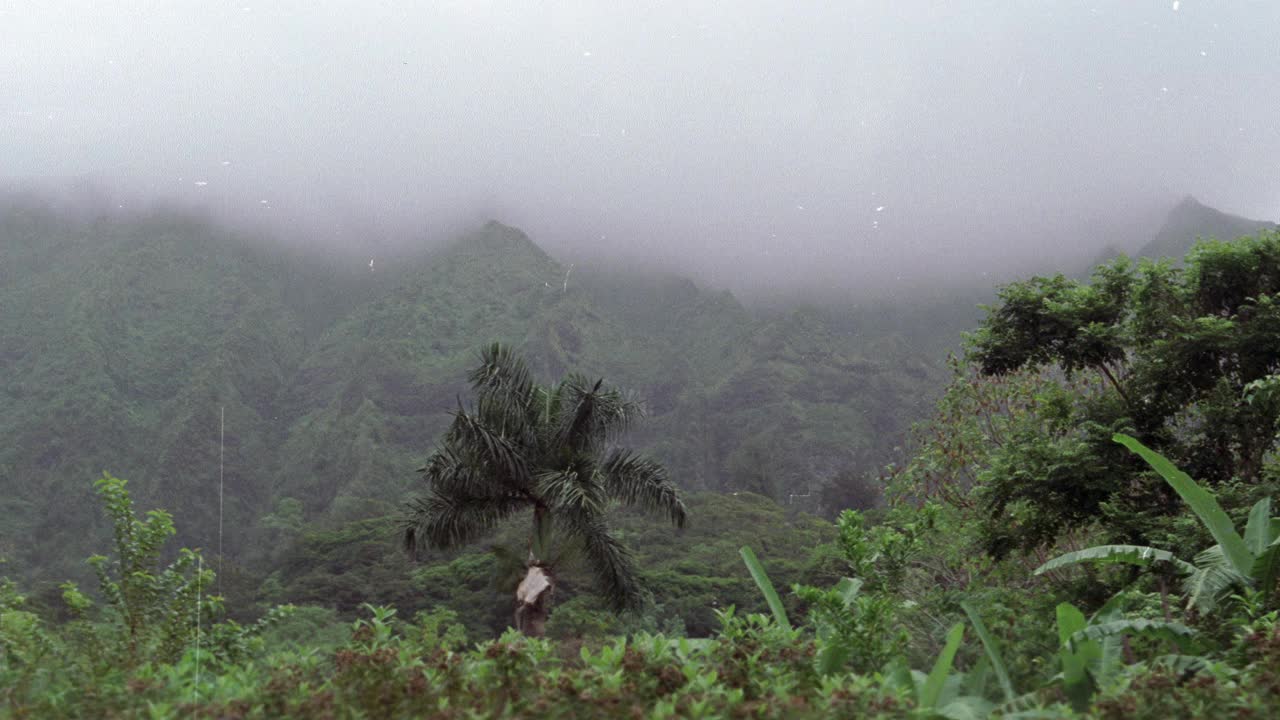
[1088,196,1276,269]
[1138,195,1276,260]
[5,194,1272,582]
[0,206,941,583]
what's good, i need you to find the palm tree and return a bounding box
[402,343,687,635]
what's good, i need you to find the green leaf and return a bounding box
[1147,654,1210,677]
[814,640,854,677]
[961,656,991,698]
[1056,603,1095,711]
[561,509,641,612]
[1183,545,1250,612]
[1091,595,1126,689]
[1113,433,1253,576]
[920,623,964,710]
[961,601,1015,703]
[938,696,996,720]
[834,577,863,610]
[1071,619,1196,652]
[996,687,1067,717]
[739,546,789,629]
[1036,544,1195,576]
[884,661,918,696]
[1244,498,1275,557]
[1250,538,1280,603]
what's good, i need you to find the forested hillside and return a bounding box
[0,200,941,587]
[11,1,1280,713]
[5,210,1280,718]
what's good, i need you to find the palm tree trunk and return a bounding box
[514,506,556,635]
[514,564,554,636]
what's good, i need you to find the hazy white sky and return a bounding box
[3,1,1278,295]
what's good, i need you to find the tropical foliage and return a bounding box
[5,202,1280,717]
[1037,433,1280,613]
[967,231,1280,554]
[0,204,937,586]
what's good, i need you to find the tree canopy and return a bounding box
[966,231,1280,554]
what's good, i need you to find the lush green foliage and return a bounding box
[1,475,288,716]
[12,465,1275,718]
[1038,434,1280,612]
[966,231,1280,555]
[733,439,1280,718]
[0,204,939,588]
[6,202,1280,717]
[65,473,219,668]
[267,490,835,640]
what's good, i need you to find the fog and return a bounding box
[3,1,1278,296]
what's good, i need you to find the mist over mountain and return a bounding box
[6,3,1280,299]
[8,5,1280,711]
[0,201,946,583]
[1085,195,1276,270]
[6,188,1273,587]
[1137,195,1278,260]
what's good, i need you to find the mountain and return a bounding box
[267,222,939,518]
[0,204,316,576]
[0,204,943,581]
[1136,196,1276,261]
[1075,197,1274,280]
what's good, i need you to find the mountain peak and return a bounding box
[446,221,556,265]
[479,219,530,241]
[1169,195,1205,215]
[1137,197,1275,261]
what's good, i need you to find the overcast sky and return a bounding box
[3,1,1278,296]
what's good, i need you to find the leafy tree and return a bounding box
[967,232,1280,553]
[402,343,686,635]
[54,473,292,674]
[883,353,1113,557]
[61,473,220,668]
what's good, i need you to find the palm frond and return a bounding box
[445,406,533,490]
[419,445,513,497]
[554,375,644,452]
[534,469,604,515]
[554,375,605,451]
[601,449,687,527]
[487,544,532,594]
[469,342,537,404]
[558,509,642,611]
[1035,545,1196,576]
[473,386,537,445]
[401,488,528,553]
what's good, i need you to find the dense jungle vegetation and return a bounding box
[4,196,1280,717]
